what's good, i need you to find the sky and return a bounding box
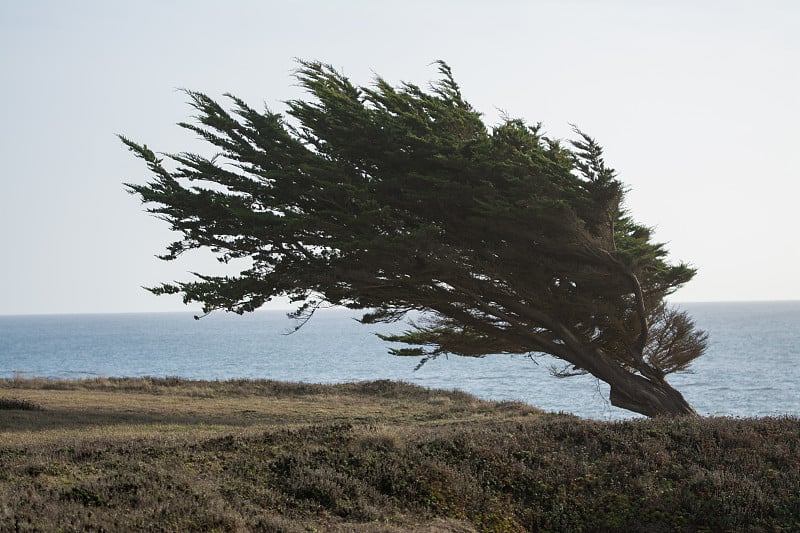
[1,0,798,315]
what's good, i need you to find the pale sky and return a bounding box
[1,0,798,315]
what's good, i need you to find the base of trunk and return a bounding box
[609,373,696,417]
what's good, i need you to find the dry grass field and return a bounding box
[1,377,798,531]
[0,377,512,446]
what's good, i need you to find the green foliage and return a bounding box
[123,60,707,416]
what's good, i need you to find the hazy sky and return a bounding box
[1,1,798,315]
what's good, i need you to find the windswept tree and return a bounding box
[122,61,707,417]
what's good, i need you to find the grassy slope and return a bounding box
[1,378,798,532]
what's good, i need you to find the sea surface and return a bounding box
[1,301,798,420]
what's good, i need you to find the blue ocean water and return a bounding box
[1,301,798,420]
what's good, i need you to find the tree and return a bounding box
[122,60,707,417]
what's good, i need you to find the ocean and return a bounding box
[1,301,798,420]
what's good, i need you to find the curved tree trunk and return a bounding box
[599,271,697,417]
[603,364,696,417]
[545,321,697,417]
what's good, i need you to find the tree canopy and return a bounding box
[122,60,707,417]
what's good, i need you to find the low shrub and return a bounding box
[0,397,42,410]
[1,380,798,531]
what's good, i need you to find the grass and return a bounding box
[1,377,798,532]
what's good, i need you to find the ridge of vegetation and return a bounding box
[1,378,798,531]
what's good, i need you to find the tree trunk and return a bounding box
[604,366,696,417]
[549,329,697,417]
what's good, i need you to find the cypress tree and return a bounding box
[123,61,707,416]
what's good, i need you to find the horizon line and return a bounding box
[2,299,800,318]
